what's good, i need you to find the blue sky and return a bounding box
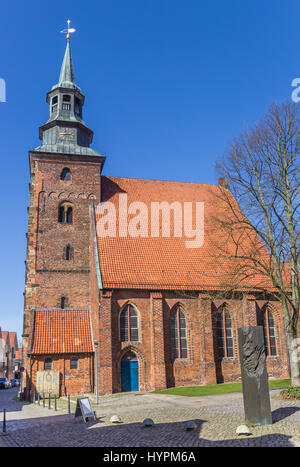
[0,0,299,340]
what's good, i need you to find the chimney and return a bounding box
[218,178,229,189]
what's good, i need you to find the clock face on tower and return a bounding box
[59,127,75,142]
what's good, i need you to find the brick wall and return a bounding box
[98,291,113,394]
[32,153,102,309]
[98,291,290,394]
[30,354,93,396]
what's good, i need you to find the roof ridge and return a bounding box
[102,175,218,187]
[34,308,89,311]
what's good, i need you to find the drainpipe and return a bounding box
[29,354,32,401]
[94,341,99,405]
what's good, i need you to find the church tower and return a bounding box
[22,33,105,398]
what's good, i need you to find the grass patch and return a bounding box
[153,378,291,397]
[279,386,300,400]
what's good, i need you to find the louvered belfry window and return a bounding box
[263,309,277,356]
[171,307,188,359]
[120,304,139,342]
[217,307,233,358]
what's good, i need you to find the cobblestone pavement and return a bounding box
[0,387,300,447]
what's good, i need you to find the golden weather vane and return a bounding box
[60,19,76,40]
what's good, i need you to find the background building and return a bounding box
[0,328,19,379]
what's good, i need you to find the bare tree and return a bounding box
[213,101,300,386]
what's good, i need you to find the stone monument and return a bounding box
[238,326,272,425]
[36,370,60,397]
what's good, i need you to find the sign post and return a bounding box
[74,397,96,423]
[94,341,99,405]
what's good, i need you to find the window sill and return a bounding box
[218,357,238,362]
[172,358,192,364]
[121,341,142,345]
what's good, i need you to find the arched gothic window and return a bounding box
[61,168,71,181]
[217,306,233,358]
[58,202,73,224]
[171,306,188,359]
[120,304,139,342]
[263,309,277,356]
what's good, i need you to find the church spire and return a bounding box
[57,41,76,89]
[34,21,103,158]
[52,23,80,92]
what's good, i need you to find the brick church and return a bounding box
[22,37,291,398]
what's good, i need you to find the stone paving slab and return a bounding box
[0,435,8,447]
[1,388,300,447]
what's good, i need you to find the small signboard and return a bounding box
[74,397,96,423]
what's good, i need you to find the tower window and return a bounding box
[44,357,52,370]
[67,207,72,223]
[51,96,58,114]
[58,203,73,224]
[66,245,70,260]
[61,296,66,309]
[65,245,73,260]
[61,168,71,181]
[62,94,71,110]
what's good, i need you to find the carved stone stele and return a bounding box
[238,326,272,425]
[36,370,60,397]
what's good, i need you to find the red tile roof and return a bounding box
[15,348,22,361]
[96,176,276,291]
[31,310,93,354]
[1,331,9,347]
[1,331,18,350]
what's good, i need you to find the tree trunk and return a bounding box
[286,330,300,387]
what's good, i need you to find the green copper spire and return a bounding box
[59,41,75,85]
[52,40,81,92]
[34,27,104,158]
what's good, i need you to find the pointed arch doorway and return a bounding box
[121,351,139,392]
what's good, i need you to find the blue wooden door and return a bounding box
[121,360,139,392]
